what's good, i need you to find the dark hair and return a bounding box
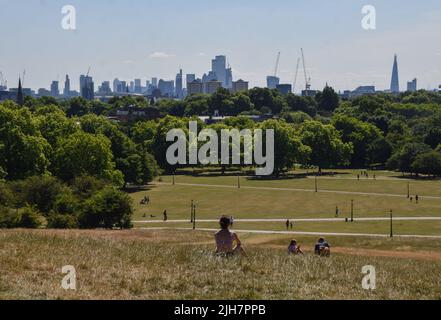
[219,216,231,229]
[290,239,297,246]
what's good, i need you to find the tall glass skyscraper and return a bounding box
[175,69,183,99]
[212,55,227,87]
[390,54,400,93]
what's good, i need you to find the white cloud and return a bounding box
[149,51,176,59]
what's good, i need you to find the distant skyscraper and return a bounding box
[407,78,417,92]
[152,77,158,87]
[63,75,70,97]
[186,74,196,85]
[226,67,233,89]
[204,80,221,94]
[212,55,227,87]
[232,79,249,93]
[158,79,175,97]
[187,79,203,95]
[276,84,292,95]
[80,75,94,100]
[175,69,183,99]
[50,81,59,97]
[134,79,142,93]
[390,54,400,93]
[266,76,280,89]
[113,78,120,93]
[98,81,111,94]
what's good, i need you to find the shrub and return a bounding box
[70,175,107,199]
[53,192,79,215]
[79,187,133,229]
[16,176,67,215]
[17,206,43,229]
[411,151,441,176]
[47,213,77,229]
[0,183,14,207]
[0,207,20,228]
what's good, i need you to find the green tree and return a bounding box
[387,142,431,174]
[184,94,210,116]
[79,187,133,229]
[259,120,311,175]
[315,85,339,112]
[300,120,353,171]
[209,88,233,115]
[16,176,67,214]
[332,115,383,167]
[151,116,189,172]
[248,88,286,115]
[54,131,123,184]
[0,104,50,180]
[411,151,441,176]
[285,93,317,116]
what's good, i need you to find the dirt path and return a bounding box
[240,233,441,261]
[331,247,441,261]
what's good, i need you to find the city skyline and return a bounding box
[1,52,436,102]
[2,52,426,99]
[1,0,441,92]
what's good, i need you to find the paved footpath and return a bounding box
[135,217,441,224]
[139,227,441,239]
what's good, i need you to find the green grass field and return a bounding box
[130,170,441,237]
[1,229,440,300]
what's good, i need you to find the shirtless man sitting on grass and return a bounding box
[215,216,247,257]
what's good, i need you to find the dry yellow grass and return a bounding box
[1,229,440,300]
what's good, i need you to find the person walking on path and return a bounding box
[163,210,168,222]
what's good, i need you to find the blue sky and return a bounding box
[1,0,440,92]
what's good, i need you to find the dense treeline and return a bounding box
[1,87,441,229]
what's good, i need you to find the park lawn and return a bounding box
[157,170,441,198]
[137,220,441,236]
[130,183,441,221]
[1,229,440,300]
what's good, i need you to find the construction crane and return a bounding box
[21,70,26,86]
[273,52,281,77]
[293,57,300,93]
[86,66,91,77]
[301,48,311,94]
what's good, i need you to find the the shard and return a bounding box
[390,54,400,93]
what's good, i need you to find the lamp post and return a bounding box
[190,200,194,223]
[351,200,354,222]
[193,204,196,230]
[390,210,393,238]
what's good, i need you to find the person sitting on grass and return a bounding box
[215,216,247,257]
[288,239,304,255]
[314,237,331,257]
